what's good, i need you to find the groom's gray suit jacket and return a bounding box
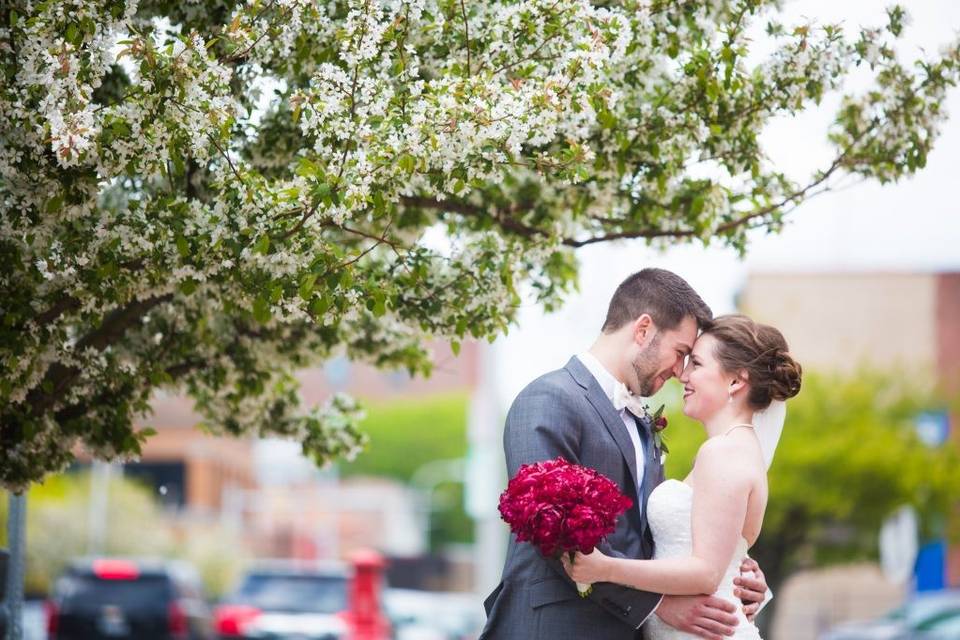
[480,356,665,640]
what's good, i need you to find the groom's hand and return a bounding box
[655,595,738,640]
[735,558,768,621]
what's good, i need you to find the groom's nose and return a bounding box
[671,357,684,378]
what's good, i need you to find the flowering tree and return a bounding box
[1,0,958,490]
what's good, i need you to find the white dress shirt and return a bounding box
[577,351,646,507]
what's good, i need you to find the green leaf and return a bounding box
[299,274,317,301]
[111,120,131,137]
[45,194,64,214]
[451,340,461,356]
[310,295,331,316]
[372,291,387,317]
[372,190,386,213]
[312,182,332,202]
[81,16,96,37]
[179,278,198,296]
[65,23,82,46]
[398,153,416,174]
[176,235,190,258]
[254,234,270,255]
[691,194,705,216]
[598,110,617,129]
[296,158,319,178]
[253,296,272,324]
[269,283,283,303]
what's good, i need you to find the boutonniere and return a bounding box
[645,404,669,454]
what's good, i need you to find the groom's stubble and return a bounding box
[631,331,663,397]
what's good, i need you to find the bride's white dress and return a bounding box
[643,479,762,640]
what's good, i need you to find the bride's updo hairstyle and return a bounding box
[704,314,802,411]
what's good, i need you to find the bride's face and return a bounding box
[679,334,731,421]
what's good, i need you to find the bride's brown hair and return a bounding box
[704,314,802,410]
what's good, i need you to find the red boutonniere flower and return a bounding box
[646,404,669,454]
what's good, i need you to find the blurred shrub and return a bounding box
[0,470,247,597]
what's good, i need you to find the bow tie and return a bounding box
[612,382,648,418]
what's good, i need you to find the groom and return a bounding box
[480,268,769,640]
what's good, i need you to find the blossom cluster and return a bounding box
[1,0,958,489]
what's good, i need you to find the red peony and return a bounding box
[497,457,633,558]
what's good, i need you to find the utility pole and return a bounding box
[87,461,112,555]
[466,341,507,598]
[5,492,27,640]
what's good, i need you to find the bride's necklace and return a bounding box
[724,423,756,436]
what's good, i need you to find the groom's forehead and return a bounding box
[663,327,694,354]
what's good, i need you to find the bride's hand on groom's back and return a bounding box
[656,595,738,640]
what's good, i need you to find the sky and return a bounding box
[490,0,960,406]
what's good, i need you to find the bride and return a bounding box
[562,314,802,639]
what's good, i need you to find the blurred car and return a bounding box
[915,610,960,640]
[213,562,353,640]
[46,557,213,640]
[384,589,484,640]
[821,590,960,640]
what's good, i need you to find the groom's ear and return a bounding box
[632,314,655,344]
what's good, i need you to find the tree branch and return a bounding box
[400,195,544,239]
[26,294,174,417]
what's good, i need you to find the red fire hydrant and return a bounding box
[343,548,390,640]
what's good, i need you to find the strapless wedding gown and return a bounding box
[643,479,762,640]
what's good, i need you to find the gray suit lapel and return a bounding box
[564,357,641,498]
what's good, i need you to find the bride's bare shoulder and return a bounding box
[692,435,764,482]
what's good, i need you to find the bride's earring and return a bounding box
[728,391,733,404]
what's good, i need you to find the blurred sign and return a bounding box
[880,505,918,585]
[915,540,947,592]
[915,411,950,447]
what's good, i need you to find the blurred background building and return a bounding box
[740,271,960,638]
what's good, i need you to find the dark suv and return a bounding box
[46,558,213,640]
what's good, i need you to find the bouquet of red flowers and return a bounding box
[498,456,633,596]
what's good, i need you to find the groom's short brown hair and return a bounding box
[601,268,713,333]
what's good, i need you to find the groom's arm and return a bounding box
[505,384,663,629]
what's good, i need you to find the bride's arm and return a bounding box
[563,438,752,595]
